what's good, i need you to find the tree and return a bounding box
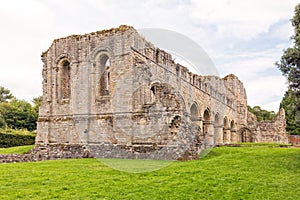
[276,4,300,95]
[0,99,37,131]
[0,113,6,129]
[276,3,300,135]
[32,96,42,123]
[280,89,300,135]
[247,106,276,122]
[0,86,14,102]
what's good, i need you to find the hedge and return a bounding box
[0,129,36,148]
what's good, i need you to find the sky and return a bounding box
[0,0,298,112]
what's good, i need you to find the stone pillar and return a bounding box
[223,128,231,144]
[230,130,237,143]
[204,121,214,147]
[214,126,223,145]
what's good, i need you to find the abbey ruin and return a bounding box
[34,25,289,160]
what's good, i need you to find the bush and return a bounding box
[0,128,36,148]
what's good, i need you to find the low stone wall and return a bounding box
[0,144,91,164]
[1,141,200,163]
[257,109,289,144]
[289,135,300,146]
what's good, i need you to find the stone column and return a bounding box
[204,121,214,147]
[230,130,237,143]
[214,125,223,145]
[223,128,231,144]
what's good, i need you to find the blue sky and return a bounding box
[0,0,298,111]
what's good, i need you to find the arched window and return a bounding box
[203,109,211,135]
[60,60,71,99]
[214,114,220,126]
[203,109,210,122]
[190,103,199,119]
[98,54,110,97]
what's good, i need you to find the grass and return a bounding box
[1,145,300,199]
[0,145,34,154]
[234,142,292,147]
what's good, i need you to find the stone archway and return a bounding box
[190,103,200,122]
[189,103,202,144]
[190,103,201,127]
[203,109,214,147]
[240,128,254,142]
[214,113,223,144]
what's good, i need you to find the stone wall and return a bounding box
[242,108,289,143]
[289,135,300,145]
[0,144,90,163]
[258,108,289,143]
[33,25,289,161]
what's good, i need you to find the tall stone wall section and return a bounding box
[34,25,289,161]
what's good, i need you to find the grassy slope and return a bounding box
[0,145,34,154]
[1,146,300,199]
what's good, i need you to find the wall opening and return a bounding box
[203,109,210,134]
[60,60,71,100]
[190,103,199,122]
[98,54,110,97]
[240,128,253,142]
[214,113,222,144]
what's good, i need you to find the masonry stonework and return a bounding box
[34,25,289,160]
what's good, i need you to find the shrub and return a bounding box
[0,128,36,148]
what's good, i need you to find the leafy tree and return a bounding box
[276,3,300,134]
[32,96,42,118]
[280,89,300,135]
[276,4,300,95]
[0,86,14,102]
[247,106,276,122]
[0,113,6,129]
[0,99,37,131]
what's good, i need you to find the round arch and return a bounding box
[203,108,211,122]
[95,52,111,97]
[214,113,221,126]
[190,103,200,118]
[223,117,229,129]
[57,58,71,100]
[239,127,254,143]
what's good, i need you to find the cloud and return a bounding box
[216,47,288,111]
[0,0,54,100]
[246,75,287,111]
[188,0,296,40]
[0,0,297,112]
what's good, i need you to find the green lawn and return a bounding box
[0,145,34,154]
[1,145,300,199]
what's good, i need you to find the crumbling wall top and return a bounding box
[41,25,134,58]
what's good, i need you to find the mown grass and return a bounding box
[1,145,300,199]
[234,142,292,147]
[0,145,34,154]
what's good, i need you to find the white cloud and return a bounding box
[246,75,287,111]
[0,0,297,112]
[217,47,289,111]
[188,0,296,39]
[0,0,54,100]
[271,22,294,40]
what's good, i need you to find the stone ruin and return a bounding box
[2,25,289,163]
